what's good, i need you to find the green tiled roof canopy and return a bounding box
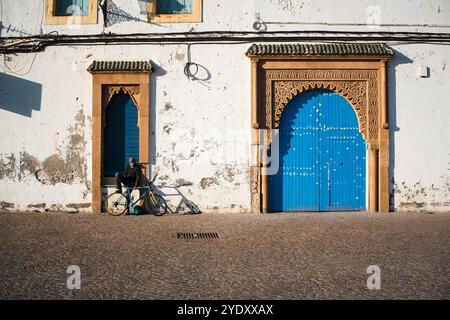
[246,43,394,57]
[88,60,152,73]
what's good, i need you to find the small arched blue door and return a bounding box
[269,89,366,212]
[103,93,139,177]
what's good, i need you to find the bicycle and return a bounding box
[105,174,168,216]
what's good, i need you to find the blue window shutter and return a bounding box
[157,0,193,14]
[181,0,193,13]
[55,0,89,16]
[81,0,89,15]
[124,95,140,166]
[103,94,139,177]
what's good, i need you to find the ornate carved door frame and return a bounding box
[248,56,392,213]
[89,71,151,213]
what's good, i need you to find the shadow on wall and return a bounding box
[0,72,42,117]
[388,49,413,211]
[149,61,167,167]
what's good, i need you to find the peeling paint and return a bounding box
[19,152,39,180]
[399,201,426,210]
[36,154,73,184]
[200,177,219,189]
[216,164,237,183]
[393,178,450,211]
[11,110,90,200]
[271,0,298,14]
[34,110,89,189]
[163,124,173,134]
[163,158,179,173]
[69,133,84,146]
[67,203,91,209]
[175,178,193,186]
[164,102,173,111]
[27,203,46,208]
[0,153,16,180]
[27,203,46,211]
[0,201,14,210]
[159,175,169,181]
[175,51,185,61]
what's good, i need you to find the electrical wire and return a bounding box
[183,44,199,79]
[263,21,450,29]
[5,29,450,41]
[3,30,450,54]
[0,0,44,75]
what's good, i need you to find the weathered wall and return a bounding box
[0,43,252,213]
[389,44,450,212]
[1,0,449,212]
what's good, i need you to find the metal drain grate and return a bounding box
[177,232,219,239]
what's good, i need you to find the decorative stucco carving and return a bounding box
[107,85,140,107]
[370,143,380,155]
[264,69,379,142]
[101,84,141,127]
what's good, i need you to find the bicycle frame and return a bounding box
[106,173,166,216]
[112,174,160,214]
[125,183,159,212]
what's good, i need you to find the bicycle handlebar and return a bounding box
[151,174,158,183]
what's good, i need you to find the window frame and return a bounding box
[44,0,98,25]
[147,0,203,23]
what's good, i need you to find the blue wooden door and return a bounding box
[269,89,366,212]
[103,93,139,177]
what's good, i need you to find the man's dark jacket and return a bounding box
[124,164,142,186]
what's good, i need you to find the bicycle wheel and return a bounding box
[105,192,129,216]
[144,193,168,216]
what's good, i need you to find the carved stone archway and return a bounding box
[89,61,152,213]
[246,43,393,213]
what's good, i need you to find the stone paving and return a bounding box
[0,211,449,299]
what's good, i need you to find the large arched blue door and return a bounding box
[103,93,139,177]
[269,89,366,212]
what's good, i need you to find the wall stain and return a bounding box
[175,178,193,186]
[217,164,237,183]
[0,153,16,180]
[27,203,46,210]
[11,110,90,198]
[399,201,426,210]
[200,177,219,189]
[271,0,297,14]
[19,152,39,181]
[0,201,14,210]
[393,178,450,210]
[163,158,179,173]
[69,133,84,146]
[163,124,173,134]
[175,50,185,61]
[159,175,169,181]
[36,154,75,184]
[164,102,173,111]
[67,203,91,209]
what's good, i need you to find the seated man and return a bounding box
[115,157,142,193]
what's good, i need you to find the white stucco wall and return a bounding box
[0,0,449,212]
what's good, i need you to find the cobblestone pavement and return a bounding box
[0,211,449,300]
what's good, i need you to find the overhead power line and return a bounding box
[2,30,450,54]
